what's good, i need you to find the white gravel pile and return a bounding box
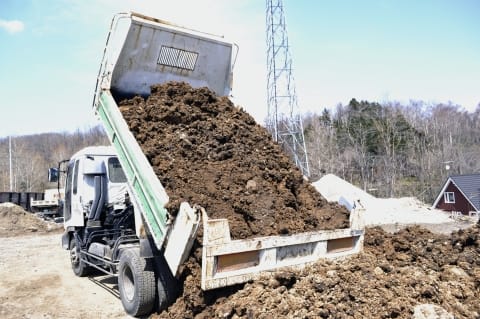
[312,174,452,226]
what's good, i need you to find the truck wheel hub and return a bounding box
[122,266,135,301]
[70,249,79,266]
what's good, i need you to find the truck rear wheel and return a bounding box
[154,255,179,312]
[69,239,91,277]
[118,248,156,317]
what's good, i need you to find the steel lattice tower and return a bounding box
[265,0,310,176]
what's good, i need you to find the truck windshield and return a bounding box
[108,157,127,183]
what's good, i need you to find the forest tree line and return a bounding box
[1,99,479,205]
[0,126,108,193]
[304,99,480,203]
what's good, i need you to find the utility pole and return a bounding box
[9,136,13,191]
[265,0,310,176]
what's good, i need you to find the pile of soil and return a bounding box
[119,82,350,317]
[0,203,62,237]
[156,225,480,318]
[118,82,480,318]
[119,82,349,239]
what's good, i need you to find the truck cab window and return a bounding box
[108,157,127,183]
[65,162,74,197]
[72,160,80,194]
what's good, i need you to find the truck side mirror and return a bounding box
[48,168,59,182]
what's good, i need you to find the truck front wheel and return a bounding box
[118,248,156,317]
[69,239,91,277]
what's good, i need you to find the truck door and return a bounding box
[64,159,85,227]
[63,161,74,222]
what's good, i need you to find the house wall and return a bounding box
[435,182,475,214]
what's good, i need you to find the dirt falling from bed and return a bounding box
[119,81,350,318]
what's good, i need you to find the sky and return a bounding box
[0,0,478,137]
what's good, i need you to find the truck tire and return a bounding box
[118,248,156,317]
[69,239,91,277]
[154,255,179,312]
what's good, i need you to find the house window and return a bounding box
[444,192,455,203]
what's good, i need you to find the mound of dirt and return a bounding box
[120,82,349,239]
[155,225,480,318]
[119,82,350,317]
[0,203,62,237]
[119,82,480,318]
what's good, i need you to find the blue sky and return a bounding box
[0,0,478,137]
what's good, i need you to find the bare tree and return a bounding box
[0,126,108,192]
[303,99,480,203]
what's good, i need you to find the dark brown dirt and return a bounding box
[119,82,480,318]
[119,82,349,240]
[0,203,62,237]
[156,225,480,319]
[119,81,350,317]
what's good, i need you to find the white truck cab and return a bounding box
[63,146,129,229]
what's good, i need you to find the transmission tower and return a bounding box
[265,0,310,176]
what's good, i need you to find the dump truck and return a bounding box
[30,188,64,221]
[51,12,365,317]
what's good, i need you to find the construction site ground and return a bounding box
[0,203,126,318]
[1,202,479,318]
[0,233,129,319]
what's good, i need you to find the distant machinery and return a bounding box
[265,0,310,176]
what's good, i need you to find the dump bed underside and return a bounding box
[107,13,233,101]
